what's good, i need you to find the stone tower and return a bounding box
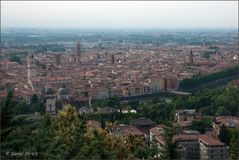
[76,41,81,64]
[111,54,115,64]
[27,51,36,88]
[189,50,194,65]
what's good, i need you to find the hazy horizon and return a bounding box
[1,1,238,29]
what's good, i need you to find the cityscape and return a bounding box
[1,1,238,160]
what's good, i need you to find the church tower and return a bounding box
[76,41,81,64]
[27,51,36,88]
[189,50,194,65]
[111,54,115,64]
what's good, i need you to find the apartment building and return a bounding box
[199,135,229,160]
[174,109,202,129]
[150,126,229,160]
[213,116,239,139]
[173,135,200,159]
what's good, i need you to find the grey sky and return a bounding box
[1,1,238,28]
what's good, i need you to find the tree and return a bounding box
[218,125,229,144]
[93,99,105,108]
[132,135,159,159]
[229,133,239,160]
[0,90,15,129]
[190,118,212,134]
[125,135,144,155]
[135,139,160,159]
[1,101,148,159]
[30,94,45,114]
[172,86,238,116]
[16,100,31,114]
[1,116,39,159]
[77,130,117,160]
[160,128,178,160]
[106,96,120,108]
[53,104,80,142]
[32,114,55,159]
[67,120,87,158]
[9,55,21,64]
[52,104,86,159]
[0,91,41,159]
[100,115,105,129]
[178,66,239,91]
[84,122,136,159]
[31,94,38,104]
[215,106,227,116]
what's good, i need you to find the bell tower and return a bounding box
[27,51,36,89]
[189,50,194,65]
[76,41,81,64]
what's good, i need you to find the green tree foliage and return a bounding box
[135,137,161,159]
[106,96,120,108]
[93,96,120,109]
[16,100,31,114]
[30,94,45,114]
[53,105,80,158]
[1,92,162,159]
[51,105,88,159]
[137,99,175,125]
[35,44,66,53]
[53,105,80,145]
[218,127,239,160]
[2,85,237,159]
[15,96,44,115]
[87,98,176,126]
[178,66,239,90]
[0,90,40,159]
[190,118,212,133]
[31,94,38,104]
[229,133,239,160]
[160,127,178,160]
[77,130,117,160]
[219,126,238,145]
[33,114,56,159]
[0,90,15,129]
[9,55,21,64]
[218,125,229,144]
[172,86,239,116]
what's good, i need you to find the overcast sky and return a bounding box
[1,1,238,28]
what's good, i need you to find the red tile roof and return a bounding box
[199,134,224,146]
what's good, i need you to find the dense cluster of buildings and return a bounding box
[149,110,239,160]
[1,29,238,159]
[0,40,238,114]
[85,110,239,160]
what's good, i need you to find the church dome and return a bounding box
[57,87,69,95]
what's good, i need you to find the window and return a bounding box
[211,156,214,158]
[221,155,223,158]
[220,150,223,153]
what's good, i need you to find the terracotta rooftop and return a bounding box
[113,124,145,136]
[131,117,156,127]
[199,134,225,146]
[173,134,199,143]
[173,134,225,146]
[86,120,101,129]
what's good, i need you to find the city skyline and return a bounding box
[1,2,239,159]
[1,1,238,28]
